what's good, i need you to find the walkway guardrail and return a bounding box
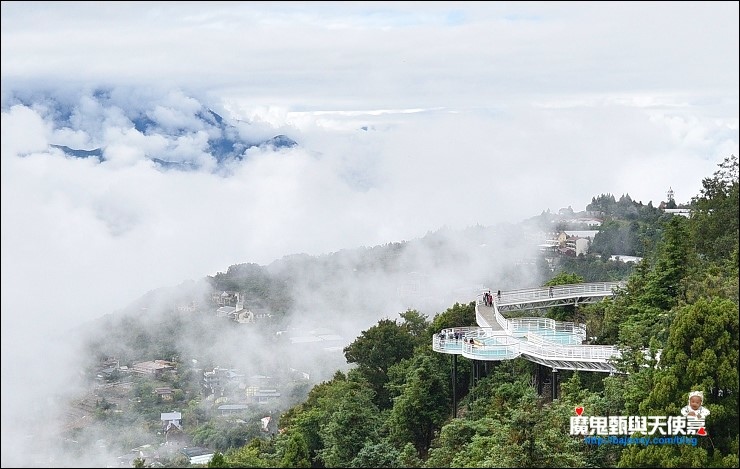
[495,282,624,306]
[508,317,586,340]
[433,327,484,354]
[519,337,620,361]
[436,282,626,371]
[462,333,521,360]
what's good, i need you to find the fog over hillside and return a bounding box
[6,221,544,467]
[0,86,552,467]
[2,3,737,466]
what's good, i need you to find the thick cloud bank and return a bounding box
[2,2,737,466]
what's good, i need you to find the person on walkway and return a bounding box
[549,286,554,298]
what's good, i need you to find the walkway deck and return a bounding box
[433,282,624,373]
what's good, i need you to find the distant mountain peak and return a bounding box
[50,144,104,161]
[261,135,298,149]
[33,90,300,173]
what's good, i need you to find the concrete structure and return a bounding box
[663,208,691,218]
[433,282,625,373]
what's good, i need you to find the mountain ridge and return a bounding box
[7,88,298,171]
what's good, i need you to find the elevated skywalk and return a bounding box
[433,282,625,373]
[495,282,623,313]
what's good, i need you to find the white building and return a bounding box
[181,447,214,465]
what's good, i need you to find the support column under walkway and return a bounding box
[452,354,457,418]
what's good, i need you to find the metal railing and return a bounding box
[462,332,521,360]
[519,333,620,361]
[494,282,624,306]
[433,325,621,365]
[432,282,627,369]
[433,327,484,353]
[507,317,586,340]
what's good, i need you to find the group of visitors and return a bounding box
[483,290,502,306]
[438,330,465,341]
[483,291,493,306]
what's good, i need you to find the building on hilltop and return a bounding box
[549,230,599,257]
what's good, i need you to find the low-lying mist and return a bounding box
[2,221,546,468]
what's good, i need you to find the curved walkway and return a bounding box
[432,282,625,373]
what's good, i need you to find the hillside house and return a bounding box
[556,230,599,257]
[245,388,281,404]
[217,404,249,416]
[181,447,214,465]
[203,367,245,396]
[212,290,240,307]
[154,387,174,401]
[236,309,255,324]
[132,360,174,377]
[161,411,182,435]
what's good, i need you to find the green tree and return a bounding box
[277,371,350,465]
[618,442,709,468]
[279,432,311,468]
[207,452,228,468]
[343,318,416,409]
[350,439,400,468]
[428,302,477,334]
[318,382,382,468]
[691,154,739,263]
[399,309,430,341]
[559,373,623,467]
[446,420,516,467]
[643,215,694,310]
[632,298,739,464]
[606,215,696,359]
[223,439,271,468]
[396,442,423,468]
[275,371,380,467]
[281,413,323,467]
[587,193,617,214]
[425,418,494,467]
[545,271,585,286]
[387,354,450,456]
[507,396,585,468]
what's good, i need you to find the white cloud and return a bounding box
[1,104,51,153]
[1,2,738,466]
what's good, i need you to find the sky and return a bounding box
[1,1,738,466]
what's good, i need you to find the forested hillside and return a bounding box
[203,155,738,468]
[74,156,738,468]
